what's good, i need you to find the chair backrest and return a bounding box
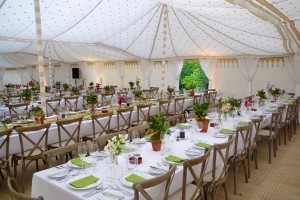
[133,164,176,200]
[173,96,185,114]
[136,103,152,125]
[101,93,114,106]
[42,142,81,168]
[209,92,218,104]
[8,103,29,119]
[91,111,113,137]
[285,103,295,123]
[193,94,203,104]
[233,123,252,157]
[167,114,183,126]
[7,95,22,104]
[56,117,83,146]
[142,90,152,96]
[128,124,150,141]
[116,107,133,131]
[95,131,124,150]
[46,98,61,117]
[181,149,211,200]
[250,118,263,146]
[150,87,159,94]
[15,123,51,158]
[7,177,43,200]
[268,111,281,137]
[64,96,79,111]
[158,99,170,115]
[211,136,234,182]
[0,128,13,167]
[203,94,211,104]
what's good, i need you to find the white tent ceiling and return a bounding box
[0,0,299,67]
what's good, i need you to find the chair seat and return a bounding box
[168,183,199,200]
[258,129,275,137]
[13,147,46,158]
[203,167,224,183]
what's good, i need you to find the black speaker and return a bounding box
[72,68,79,79]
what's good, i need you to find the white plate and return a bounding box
[148,165,169,175]
[120,172,153,187]
[97,189,124,200]
[47,168,68,179]
[212,133,227,138]
[163,154,186,165]
[17,119,34,124]
[133,138,147,144]
[66,157,94,169]
[67,174,102,190]
[185,149,202,156]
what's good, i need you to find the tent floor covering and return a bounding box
[0,128,300,200]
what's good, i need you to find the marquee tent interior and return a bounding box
[0,0,300,98]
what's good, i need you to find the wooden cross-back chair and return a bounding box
[203,136,234,200]
[85,111,113,140]
[132,103,152,127]
[8,103,29,121]
[248,117,263,178]
[258,111,281,164]
[169,149,211,200]
[158,99,170,116]
[7,95,22,104]
[168,96,185,116]
[110,107,133,132]
[167,114,183,127]
[64,96,79,111]
[101,93,114,106]
[49,117,83,148]
[203,93,211,105]
[95,131,124,151]
[7,177,44,200]
[284,103,296,141]
[0,128,13,183]
[128,124,150,141]
[42,142,82,168]
[12,123,51,191]
[150,87,159,94]
[142,90,152,96]
[209,91,218,105]
[133,164,176,200]
[231,123,252,195]
[46,98,61,117]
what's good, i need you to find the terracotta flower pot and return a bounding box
[151,140,162,151]
[90,105,95,114]
[197,120,210,133]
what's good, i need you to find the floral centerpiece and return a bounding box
[129,81,134,89]
[118,95,125,106]
[95,83,101,90]
[193,102,209,132]
[20,88,32,102]
[256,89,267,101]
[29,105,45,124]
[104,85,110,93]
[55,81,61,89]
[227,96,241,110]
[104,134,128,164]
[148,112,170,151]
[15,84,22,90]
[28,79,40,91]
[244,97,253,113]
[167,86,175,98]
[134,91,143,99]
[86,92,98,114]
[136,77,141,90]
[266,82,275,97]
[62,83,69,92]
[5,83,14,89]
[70,86,79,95]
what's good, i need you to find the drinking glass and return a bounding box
[132,144,140,171]
[88,140,98,172]
[78,142,87,173]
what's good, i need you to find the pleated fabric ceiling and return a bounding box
[0,0,299,67]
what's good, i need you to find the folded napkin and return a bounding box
[144,134,152,140]
[165,155,185,163]
[196,142,213,149]
[239,121,250,125]
[252,114,261,117]
[176,123,191,129]
[71,157,91,167]
[220,128,235,133]
[125,174,145,183]
[69,175,99,188]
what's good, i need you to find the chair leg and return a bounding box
[0,170,4,179]
[273,139,277,157]
[254,148,258,169]
[248,152,251,179]
[242,160,248,183]
[233,161,237,195]
[21,160,25,192]
[222,183,229,200]
[13,157,18,177]
[283,127,287,145]
[268,141,272,164]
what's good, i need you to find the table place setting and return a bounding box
[67,157,94,168]
[121,172,154,187]
[163,154,186,165]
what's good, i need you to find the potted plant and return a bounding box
[20,89,32,103]
[86,92,98,114]
[95,83,101,91]
[70,86,79,96]
[55,81,61,89]
[104,85,110,93]
[134,91,143,99]
[148,112,170,151]
[193,102,209,132]
[89,82,94,90]
[62,83,69,92]
[29,105,45,124]
[129,81,135,89]
[167,86,175,99]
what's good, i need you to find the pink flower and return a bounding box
[244,97,253,107]
[96,83,101,88]
[118,95,125,105]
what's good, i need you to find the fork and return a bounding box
[113,184,133,197]
[56,170,80,182]
[83,185,108,198]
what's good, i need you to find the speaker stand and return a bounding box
[74,78,77,86]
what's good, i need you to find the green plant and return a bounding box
[20,89,32,100]
[272,88,281,95]
[89,82,94,87]
[29,105,45,118]
[129,81,135,88]
[71,86,79,95]
[5,83,14,88]
[149,112,170,140]
[63,83,69,90]
[193,102,209,121]
[55,81,61,87]
[104,85,110,91]
[86,92,98,105]
[167,86,175,95]
[134,91,142,98]
[256,89,267,100]
[227,96,241,110]
[180,61,208,90]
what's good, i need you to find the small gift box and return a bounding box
[129,156,142,164]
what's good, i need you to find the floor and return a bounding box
[1,127,300,200]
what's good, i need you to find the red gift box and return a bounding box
[129,156,142,164]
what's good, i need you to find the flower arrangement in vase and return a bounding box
[70,86,79,96]
[128,81,135,89]
[256,89,267,106]
[193,102,209,132]
[104,85,110,93]
[136,77,141,91]
[117,95,125,106]
[167,86,175,99]
[104,134,128,165]
[86,92,98,114]
[62,83,69,92]
[29,105,45,124]
[20,88,32,103]
[95,83,101,91]
[244,97,253,113]
[148,112,170,151]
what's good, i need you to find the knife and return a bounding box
[150,166,167,172]
[102,191,125,199]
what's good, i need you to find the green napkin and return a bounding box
[220,128,235,133]
[144,134,152,140]
[176,123,191,129]
[165,155,185,163]
[69,175,99,188]
[71,157,91,167]
[125,174,145,183]
[196,142,213,149]
[252,114,261,117]
[239,121,250,125]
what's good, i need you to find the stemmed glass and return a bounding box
[78,140,87,173]
[88,140,98,173]
[132,144,141,171]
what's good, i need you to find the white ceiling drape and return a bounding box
[285,55,300,96]
[238,58,260,96]
[95,61,104,84]
[16,68,24,84]
[61,63,70,84]
[78,62,88,83]
[200,58,218,89]
[140,59,154,89]
[116,61,126,88]
[0,68,6,89]
[168,59,184,90]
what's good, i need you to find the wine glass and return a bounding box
[132,144,140,171]
[88,140,98,172]
[78,141,87,173]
